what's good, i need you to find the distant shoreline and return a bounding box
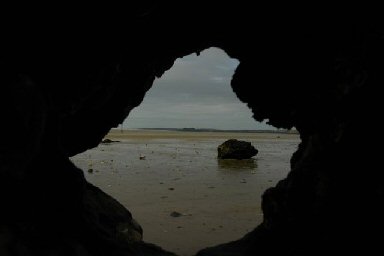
[112,127,298,134]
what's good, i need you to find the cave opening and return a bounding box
[71,47,300,255]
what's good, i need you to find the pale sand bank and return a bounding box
[71,129,300,255]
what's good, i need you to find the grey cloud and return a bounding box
[124,47,275,130]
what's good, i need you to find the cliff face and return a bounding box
[1,4,383,256]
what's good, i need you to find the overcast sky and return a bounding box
[123,47,275,130]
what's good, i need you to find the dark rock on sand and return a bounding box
[170,211,183,217]
[218,139,258,159]
[101,138,120,144]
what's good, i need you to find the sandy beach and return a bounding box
[70,129,300,256]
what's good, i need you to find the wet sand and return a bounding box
[71,129,300,256]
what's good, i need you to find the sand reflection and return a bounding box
[217,158,257,170]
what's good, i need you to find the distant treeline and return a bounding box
[136,128,298,134]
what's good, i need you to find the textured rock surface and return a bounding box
[218,139,258,159]
[1,3,383,256]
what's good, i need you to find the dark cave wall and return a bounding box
[200,19,384,256]
[1,4,383,256]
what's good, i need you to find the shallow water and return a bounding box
[71,130,300,256]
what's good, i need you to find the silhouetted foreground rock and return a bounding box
[218,139,258,159]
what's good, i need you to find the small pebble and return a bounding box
[170,211,182,217]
